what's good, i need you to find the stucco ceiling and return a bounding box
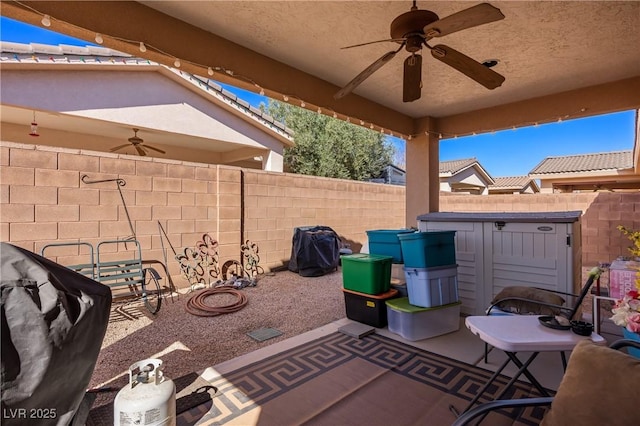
[137,0,640,118]
[2,1,640,138]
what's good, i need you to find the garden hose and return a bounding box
[185,287,248,317]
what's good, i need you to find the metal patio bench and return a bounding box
[41,239,162,314]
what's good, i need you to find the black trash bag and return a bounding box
[288,226,340,277]
[1,243,112,426]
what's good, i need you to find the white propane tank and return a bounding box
[113,358,176,426]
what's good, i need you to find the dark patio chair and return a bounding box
[483,266,604,363]
[452,339,640,426]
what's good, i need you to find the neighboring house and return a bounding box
[488,176,540,194]
[529,149,640,193]
[376,159,497,194]
[0,42,294,171]
[439,158,495,195]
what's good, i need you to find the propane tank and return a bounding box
[113,358,176,426]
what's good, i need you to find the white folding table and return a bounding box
[460,315,606,415]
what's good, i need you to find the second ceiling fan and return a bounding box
[334,2,506,102]
[110,128,166,157]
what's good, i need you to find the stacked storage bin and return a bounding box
[366,229,414,297]
[341,253,397,327]
[384,231,461,341]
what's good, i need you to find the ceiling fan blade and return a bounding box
[335,44,404,100]
[145,145,166,154]
[431,44,505,89]
[341,38,406,49]
[403,54,422,103]
[134,145,147,156]
[110,144,130,152]
[423,3,504,38]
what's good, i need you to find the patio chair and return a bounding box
[452,338,640,426]
[483,266,603,363]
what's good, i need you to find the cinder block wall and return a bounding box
[439,191,640,268]
[0,142,406,288]
[1,141,638,290]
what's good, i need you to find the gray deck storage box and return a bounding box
[417,211,582,315]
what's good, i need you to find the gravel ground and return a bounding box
[89,269,345,388]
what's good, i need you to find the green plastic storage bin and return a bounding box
[398,231,456,268]
[366,229,415,263]
[341,253,393,295]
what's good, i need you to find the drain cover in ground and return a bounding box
[338,323,375,339]
[247,327,283,342]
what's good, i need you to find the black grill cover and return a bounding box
[288,226,340,277]
[1,243,112,426]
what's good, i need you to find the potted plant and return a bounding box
[611,226,640,357]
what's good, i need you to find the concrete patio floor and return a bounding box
[202,314,623,396]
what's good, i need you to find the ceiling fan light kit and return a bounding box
[335,2,506,102]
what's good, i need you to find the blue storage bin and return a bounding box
[398,231,456,268]
[404,265,459,308]
[366,229,415,263]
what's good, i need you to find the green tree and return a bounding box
[266,100,394,180]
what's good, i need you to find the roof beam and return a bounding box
[431,77,640,137]
[2,1,414,136]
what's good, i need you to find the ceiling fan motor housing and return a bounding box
[390,9,439,52]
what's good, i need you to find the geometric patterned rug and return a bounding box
[176,332,548,425]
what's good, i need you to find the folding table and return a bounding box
[459,315,606,415]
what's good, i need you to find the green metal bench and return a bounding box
[41,239,162,314]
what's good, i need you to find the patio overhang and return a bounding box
[3,1,640,225]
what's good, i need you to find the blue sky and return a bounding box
[1,17,636,177]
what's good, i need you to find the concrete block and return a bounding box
[181,206,208,220]
[0,185,8,204]
[35,169,79,188]
[58,152,100,172]
[2,166,35,185]
[100,157,136,175]
[0,204,34,222]
[10,149,57,169]
[195,167,217,181]
[137,191,167,206]
[10,222,58,241]
[36,205,79,222]
[136,161,167,177]
[195,193,217,207]
[80,205,119,221]
[10,185,57,205]
[115,175,152,191]
[59,188,99,205]
[167,220,195,234]
[168,192,195,206]
[118,205,152,221]
[153,177,182,192]
[167,164,196,179]
[152,206,182,220]
[0,147,8,166]
[99,221,133,238]
[180,179,208,193]
[58,222,99,239]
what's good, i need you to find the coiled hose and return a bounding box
[185,287,248,317]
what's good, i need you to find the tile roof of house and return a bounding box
[439,158,478,174]
[529,150,633,174]
[0,41,293,139]
[490,176,537,190]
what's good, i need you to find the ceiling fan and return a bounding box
[334,2,506,102]
[110,128,166,156]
